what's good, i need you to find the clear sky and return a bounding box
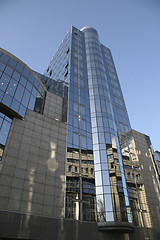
[0,0,160,150]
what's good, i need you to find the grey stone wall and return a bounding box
[0,91,67,219]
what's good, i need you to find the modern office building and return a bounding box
[0,26,160,240]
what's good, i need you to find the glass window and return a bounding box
[14,84,24,102]
[73,102,78,112]
[26,81,32,92]
[73,116,79,128]
[4,66,13,76]
[6,78,17,97]
[16,63,23,73]
[22,68,29,78]
[0,62,6,71]
[81,135,86,149]
[8,58,17,68]
[22,89,30,107]
[18,104,26,117]
[73,133,79,146]
[0,73,10,91]
[80,105,85,115]
[28,95,36,110]
[81,119,85,130]
[12,70,20,81]
[2,94,12,107]
[11,99,20,112]
[0,54,9,63]
[20,76,27,87]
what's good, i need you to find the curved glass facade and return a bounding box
[0,48,46,160]
[82,27,131,222]
[0,49,46,119]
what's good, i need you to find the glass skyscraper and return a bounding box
[0,27,159,239]
[44,26,133,228]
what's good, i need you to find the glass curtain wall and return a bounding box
[0,49,46,160]
[44,26,133,223]
[81,27,132,223]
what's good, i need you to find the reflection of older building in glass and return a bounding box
[119,130,160,233]
[44,26,132,230]
[0,26,160,240]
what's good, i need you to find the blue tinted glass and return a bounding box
[11,99,20,112]
[32,87,37,97]
[8,58,17,68]
[0,54,9,63]
[73,133,79,146]
[26,81,32,92]
[0,90,4,101]
[20,76,27,87]
[33,78,40,89]
[0,117,3,128]
[6,78,17,97]
[0,120,10,145]
[16,63,23,73]
[28,73,34,84]
[0,62,6,71]
[2,94,12,107]
[12,71,20,81]
[0,73,10,91]
[4,66,13,76]
[18,104,26,117]
[22,89,30,107]
[22,68,29,78]
[0,70,3,77]
[28,94,36,110]
[14,84,24,102]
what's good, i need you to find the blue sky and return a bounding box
[0,0,160,150]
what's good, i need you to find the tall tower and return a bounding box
[44,26,133,230]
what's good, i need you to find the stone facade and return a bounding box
[0,91,67,219]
